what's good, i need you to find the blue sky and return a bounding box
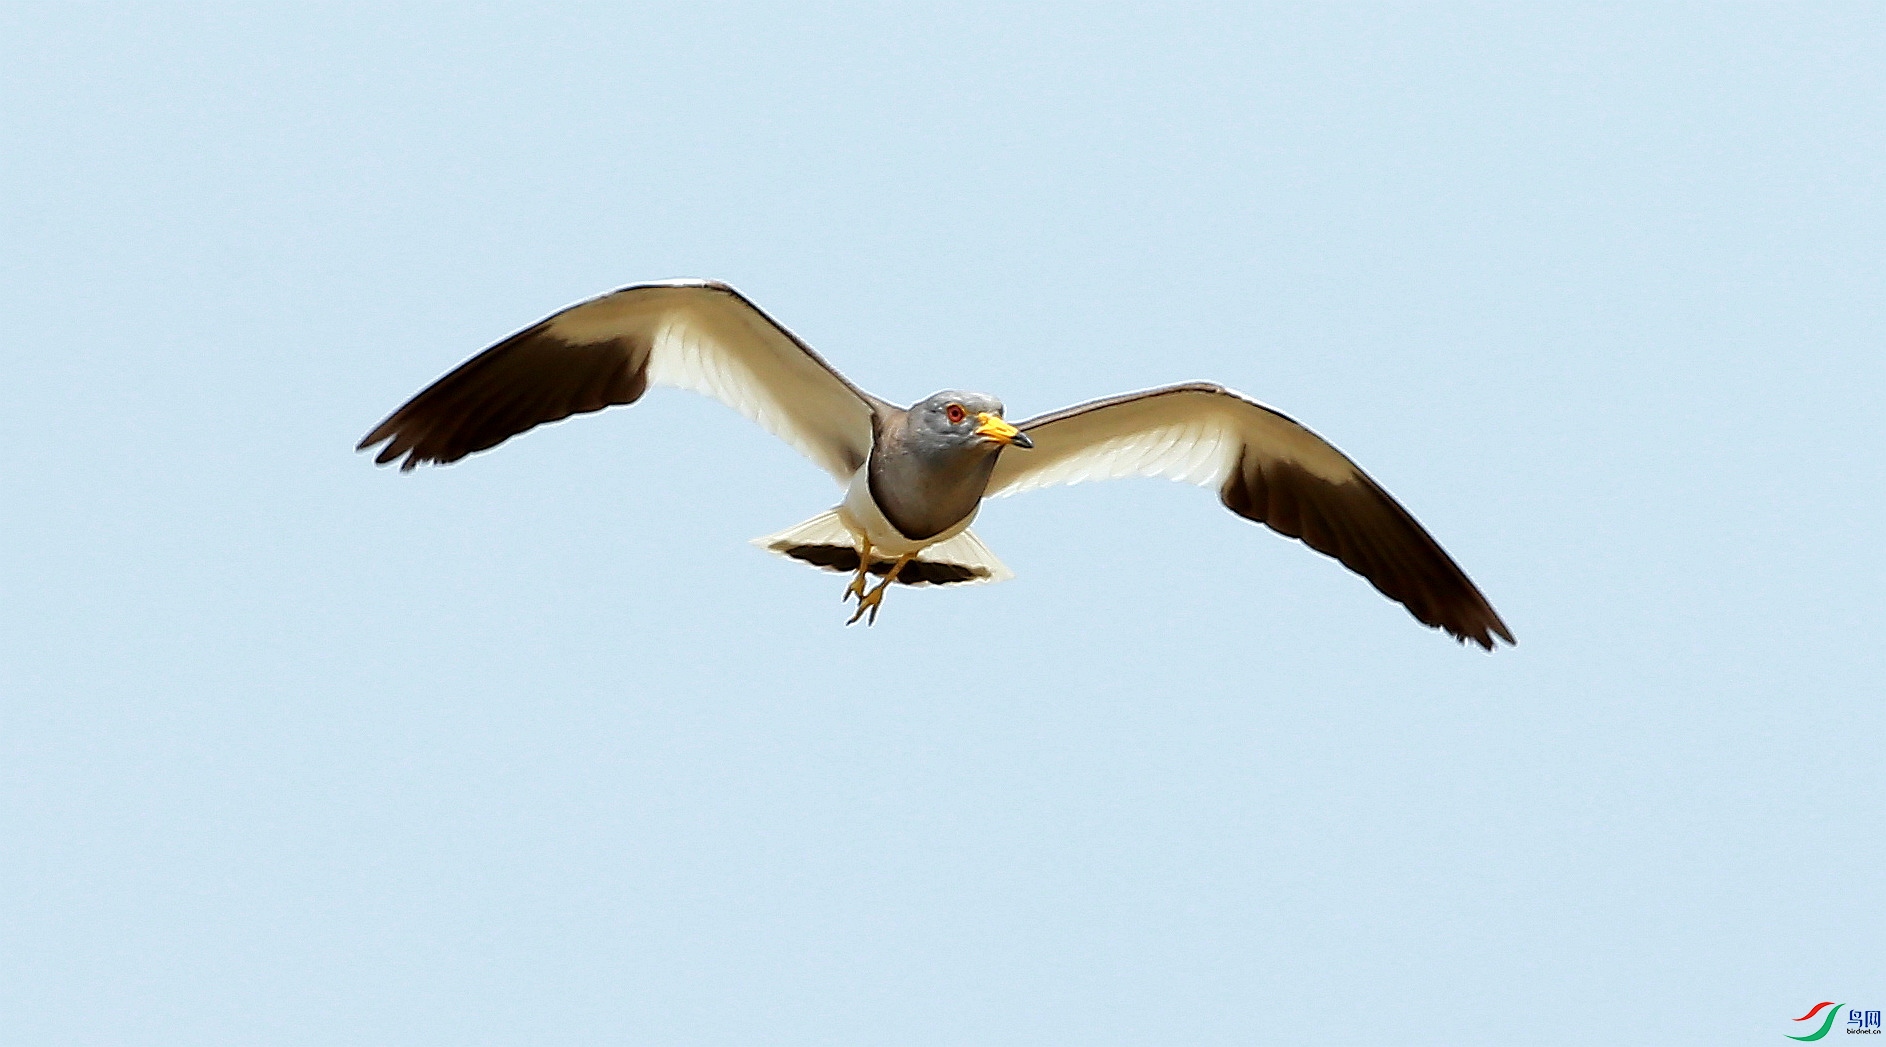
[4,4,1881,1044]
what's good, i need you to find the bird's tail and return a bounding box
[751,510,1013,586]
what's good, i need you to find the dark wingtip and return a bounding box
[1457,613,1516,652]
[357,419,397,459]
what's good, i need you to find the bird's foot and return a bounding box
[844,552,912,626]
[845,582,889,626]
[842,542,875,605]
[843,567,871,604]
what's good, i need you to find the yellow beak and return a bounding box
[973,412,1033,448]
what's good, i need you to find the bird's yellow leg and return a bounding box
[845,552,915,627]
[843,540,874,603]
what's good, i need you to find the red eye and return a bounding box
[946,404,967,424]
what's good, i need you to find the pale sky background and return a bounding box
[3,4,1882,1044]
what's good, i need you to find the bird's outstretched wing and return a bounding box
[358,280,888,482]
[987,383,1513,649]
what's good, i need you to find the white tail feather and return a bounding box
[752,509,856,550]
[752,510,1013,586]
[918,528,1014,584]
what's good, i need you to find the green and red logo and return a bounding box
[1791,1002,1884,1038]
[1789,1002,1843,1041]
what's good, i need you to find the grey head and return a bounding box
[904,391,1033,452]
[868,390,1033,541]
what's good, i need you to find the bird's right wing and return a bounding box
[358,280,888,483]
[988,383,1512,649]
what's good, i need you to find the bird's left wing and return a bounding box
[987,383,1513,649]
[358,280,888,482]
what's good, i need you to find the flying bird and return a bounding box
[359,280,1513,647]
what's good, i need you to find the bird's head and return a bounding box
[911,391,1033,453]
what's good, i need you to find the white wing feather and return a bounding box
[555,282,882,482]
[988,383,1346,498]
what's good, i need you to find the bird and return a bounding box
[358,279,1513,647]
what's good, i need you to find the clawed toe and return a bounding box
[844,586,885,626]
[840,551,911,627]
